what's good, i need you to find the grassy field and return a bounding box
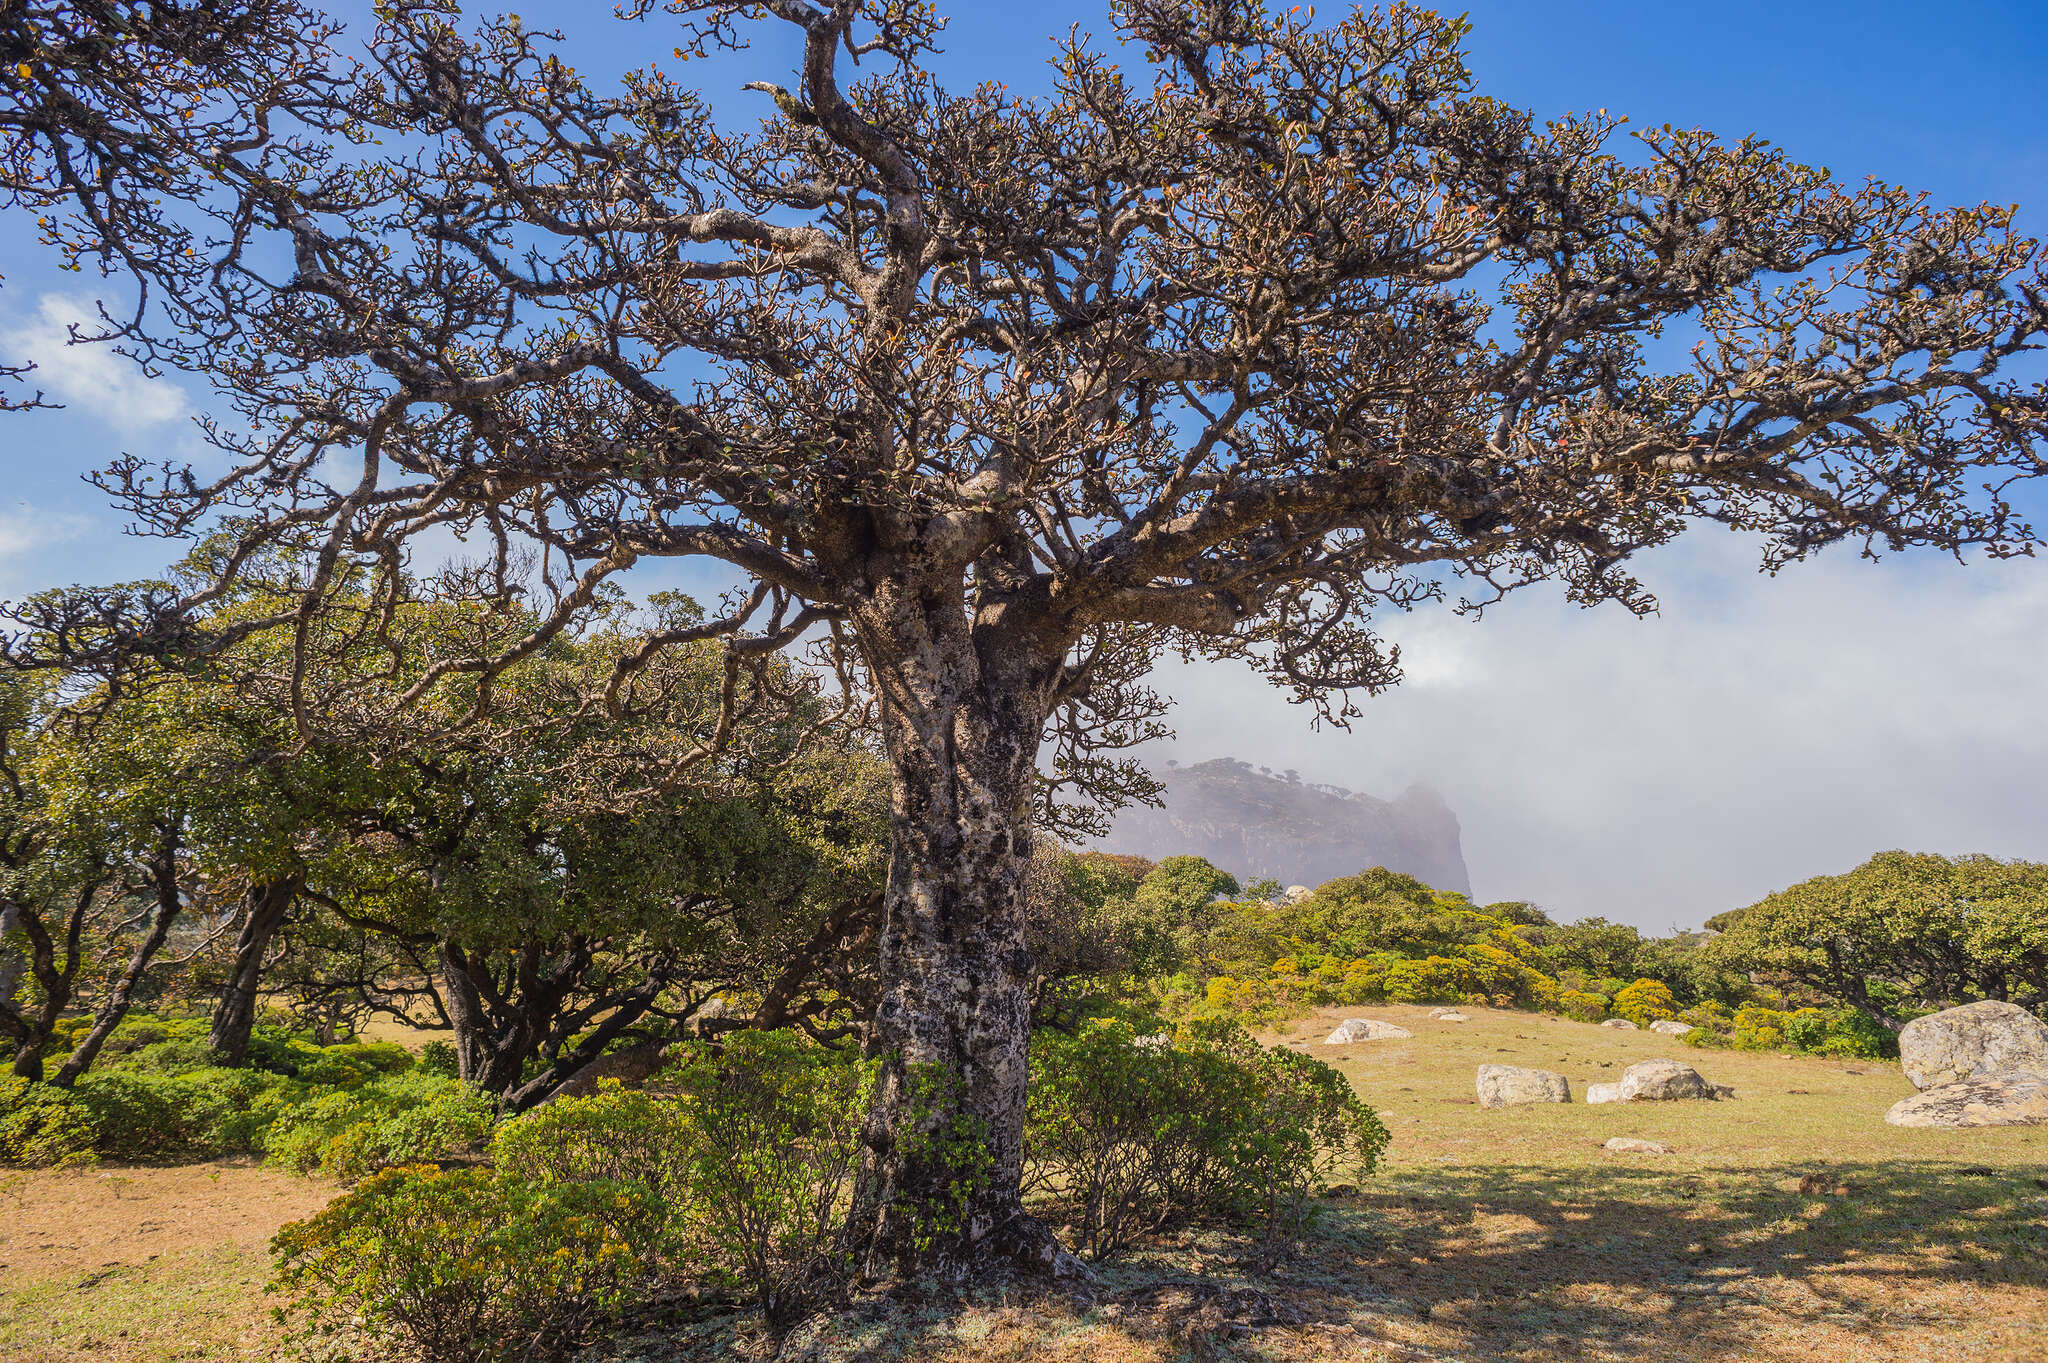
[6,1004,2044,1362]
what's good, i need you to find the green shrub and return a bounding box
[415,1040,459,1077]
[492,1082,696,1213]
[0,1077,98,1167]
[1556,989,1610,1023]
[1025,1018,1387,1262]
[271,1164,661,1363]
[660,1031,875,1323]
[264,1072,497,1179]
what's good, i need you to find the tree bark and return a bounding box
[206,876,298,1065]
[53,848,183,1087]
[0,901,24,1023]
[843,573,1082,1280]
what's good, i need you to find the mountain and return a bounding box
[1099,757,1473,896]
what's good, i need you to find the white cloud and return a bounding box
[0,293,190,434]
[0,504,94,598]
[1140,534,2048,931]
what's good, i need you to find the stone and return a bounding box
[1324,1017,1413,1044]
[1897,1000,2048,1091]
[1430,1008,1469,1023]
[1476,1063,1570,1108]
[1600,1018,1639,1030]
[1885,1072,2048,1128]
[1604,1137,1673,1154]
[1585,1081,1624,1104]
[1617,1058,1729,1102]
[1650,1020,1692,1036]
[1282,885,1314,905]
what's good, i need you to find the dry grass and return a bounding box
[9,1005,2045,1362]
[0,1159,333,1362]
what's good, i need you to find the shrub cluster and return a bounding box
[271,1165,664,1363]
[1679,1002,1895,1059]
[1024,1018,1387,1262]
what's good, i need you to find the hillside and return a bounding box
[1102,756,1474,895]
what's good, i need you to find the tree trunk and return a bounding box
[206,876,297,1065]
[0,901,24,1021]
[844,577,1081,1280]
[439,941,524,1091]
[53,852,182,1088]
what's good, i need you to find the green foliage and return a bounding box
[493,1082,696,1213]
[1680,1004,1896,1060]
[1706,851,2048,1022]
[270,1164,662,1363]
[0,1076,97,1167]
[659,1031,875,1322]
[415,1039,459,1077]
[263,1071,497,1180]
[1024,1018,1387,1262]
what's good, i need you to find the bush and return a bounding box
[271,1165,662,1363]
[0,1077,98,1167]
[1611,978,1679,1026]
[493,1082,696,1213]
[660,1032,875,1323]
[264,1071,497,1179]
[1025,1018,1388,1262]
[415,1040,459,1077]
[1556,989,1610,1023]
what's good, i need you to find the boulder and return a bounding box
[1585,1081,1624,1104]
[1650,1020,1692,1036]
[1604,1137,1673,1154]
[1600,1018,1639,1030]
[1430,1009,1469,1023]
[1897,1000,2048,1091]
[1324,1018,1412,1044]
[1885,1072,2048,1128]
[1617,1058,1730,1102]
[1476,1063,1570,1108]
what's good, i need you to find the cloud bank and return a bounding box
[1140,533,2048,931]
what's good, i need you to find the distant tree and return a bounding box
[1706,851,2048,1023]
[5,0,2044,1274]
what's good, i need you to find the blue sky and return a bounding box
[2,1,2044,926]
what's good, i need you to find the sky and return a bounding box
[1,1,2044,929]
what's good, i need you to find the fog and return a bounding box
[1137,532,2048,931]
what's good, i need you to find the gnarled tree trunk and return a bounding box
[845,572,1078,1279]
[207,876,298,1065]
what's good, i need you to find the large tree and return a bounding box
[3,0,2044,1274]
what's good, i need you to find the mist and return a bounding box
[1137,531,2048,932]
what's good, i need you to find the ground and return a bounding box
[6,1004,2043,1361]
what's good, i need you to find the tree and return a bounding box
[1706,851,2048,1023]
[3,0,2043,1275]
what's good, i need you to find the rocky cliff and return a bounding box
[1100,757,1472,896]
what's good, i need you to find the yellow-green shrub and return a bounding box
[271,1165,661,1363]
[1611,979,1679,1026]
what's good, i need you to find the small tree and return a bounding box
[3,0,2044,1275]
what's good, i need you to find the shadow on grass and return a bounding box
[1294,1158,2048,1361]
[592,1161,2045,1362]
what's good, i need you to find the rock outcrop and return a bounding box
[1324,1018,1412,1044]
[1600,1018,1639,1030]
[1616,1059,1731,1102]
[1650,1020,1692,1036]
[1102,758,1472,895]
[1476,1064,1570,1108]
[1585,1081,1624,1104]
[1897,1000,2048,1091]
[1430,1009,1469,1023]
[1885,1072,2048,1128]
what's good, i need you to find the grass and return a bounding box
[0,1159,334,1363]
[8,1004,2045,1361]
